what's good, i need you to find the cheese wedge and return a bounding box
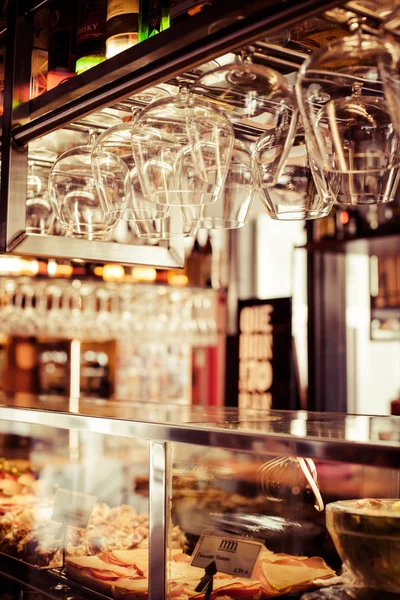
[261,562,334,592]
[109,549,148,575]
[66,555,135,578]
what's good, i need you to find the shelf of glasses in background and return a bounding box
[0,278,219,346]
[0,277,220,403]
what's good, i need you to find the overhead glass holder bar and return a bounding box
[0,0,185,266]
[0,0,361,265]
[11,0,341,147]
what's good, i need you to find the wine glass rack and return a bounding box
[0,0,393,266]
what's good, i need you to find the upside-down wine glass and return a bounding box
[130,90,235,208]
[255,129,335,220]
[189,58,299,186]
[296,23,400,206]
[48,132,121,240]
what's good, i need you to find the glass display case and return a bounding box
[0,395,399,600]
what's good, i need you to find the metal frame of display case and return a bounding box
[0,401,399,600]
[0,0,359,266]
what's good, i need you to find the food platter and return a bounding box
[0,552,318,600]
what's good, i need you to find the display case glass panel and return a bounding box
[0,397,399,599]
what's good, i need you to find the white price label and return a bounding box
[52,489,96,529]
[191,535,263,578]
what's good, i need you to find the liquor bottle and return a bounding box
[138,0,170,42]
[0,44,4,116]
[313,210,336,241]
[0,0,6,31]
[48,0,77,90]
[76,0,107,75]
[170,0,212,25]
[200,233,212,288]
[184,238,203,286]
[31,6,49,99]
[106,0,139,58]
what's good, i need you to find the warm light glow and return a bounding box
[103,264,125,281]
[47,260,57,276]
[340,211,349,225]
[94,266,104,277]
[0,257,40,275]
[131,267,157,282]
[47,261,73,277]
[27,260,39,275]
[57,264,73,276]
[168,273,188,286]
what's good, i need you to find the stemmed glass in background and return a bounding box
[0,278,218,347]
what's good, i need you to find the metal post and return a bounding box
[149,441,170,600]
[0,0,33,251]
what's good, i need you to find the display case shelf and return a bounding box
[0,397,399,600]
[0,394,399,467]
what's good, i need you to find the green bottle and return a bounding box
[139,0,170,42]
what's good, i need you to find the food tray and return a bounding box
[0,552,311,600]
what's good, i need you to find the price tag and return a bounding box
[52,489,96,529]
[191,534,263,578]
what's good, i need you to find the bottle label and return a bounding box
[77,0,107,45]
[107,0,138,38]
[306,28,347,46]
[139,0,170,42]
[148,0,164,35]
[107,0,139,20]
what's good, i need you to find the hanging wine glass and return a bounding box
[181,139,256,229]
[92,122,169,222]
[296,26,400,206]
[379,7,400,135]
[131,92,235,207]
[189,59,299,186]
[132,206,197,240]
[26,162,54,234]
[255,130,335,220]
[129,85,171,105]
[48,134,121,240]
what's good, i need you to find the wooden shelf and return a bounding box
[371,306,400,318]
[297,233,400,256]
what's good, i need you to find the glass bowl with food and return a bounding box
[326,498,400,593]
